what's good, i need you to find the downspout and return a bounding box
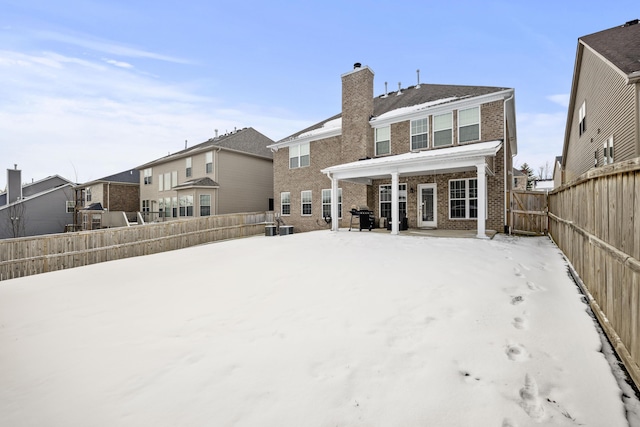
[504,92,515,234]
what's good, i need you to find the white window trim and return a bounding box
[289,142,310,169]
[457,106,481,144]
[143,168,152,185]
[66,200,75,213]
[448,178,484,220]
[375,126,391,156]
[603,136,614,165]
[206,152,213,174]
[322,188,342,219]
[379,183,407,219]
[410,117,429,151]
[433,112,453,147]
[280,192,291,216]
[301,190,312,216]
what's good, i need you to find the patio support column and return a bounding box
[330,174,339,231]
[391,171,399,235]
[476,163,488,239]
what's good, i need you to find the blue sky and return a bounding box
[0,1,637,188]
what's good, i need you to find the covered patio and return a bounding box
[321,140,503,238]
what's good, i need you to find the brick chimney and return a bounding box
[341,63,374,162]
[6,165,22,204]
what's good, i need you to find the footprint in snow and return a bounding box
[520,374,545,420]
[506,343,528,361]
[513,267,525,278]
[512,317,527,330]
[526,281,543,291]
[511,295,524,305]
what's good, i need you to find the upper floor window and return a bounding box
[85,188,92,202]
[458,107,480,143]
[281,192,291,215]
[433,112,453,147]
[186,157,192,178]
[143,168,152,185]
[603,136,614,165]
[289,142,310,168]
[375,126,391,156]
[301,190,312,216]
[164,173,171,191]
[66,200,75,213]
[206,152,213,174]
[171,171,178,188]
[411,118,428,150]
[579,101,586,136]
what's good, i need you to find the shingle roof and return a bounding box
[172,177,220,190]
[580,19,640,77]
[139,127,274,169]
[280,83,509,142]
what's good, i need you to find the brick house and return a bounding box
[268,64,518,237]
[561,19,640,184]
[138,127,274,221]
[73,169,140,230]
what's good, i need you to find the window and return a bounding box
[179,195,193,217]
[411,118,428,150]
[579,101,586,136]
[171,171,178,188]
[379,184,407,219]
[143,168,153,185]
[164,173,171,191]
[375,126,391,156]
[458,107,480,143]
[289,142,310,168]
[172,197,178,217]
[85,188,92,202]
[433,112,453,147]
[158,175,164,191]
[301,190,312,216]
[164,197,172,217]
[186,157,192,177]
[200,194,211,216]
[281,192,291,215]
[142,200,150,213]
[603,136,614,165]
[206,152,213,174]
[66,200,75,213]
[158,199,165,217]
[449,179,478,219]
[322,188,342,219]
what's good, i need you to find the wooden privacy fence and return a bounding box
[0,211,274,281]
[548,158,640,387]
[510,190,548,235]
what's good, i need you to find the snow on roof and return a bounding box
[296,117,342,139]
[371,96,460,122]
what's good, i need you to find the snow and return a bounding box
[0,231,637,426]
[296,117,342,139]
[371,96,461,122]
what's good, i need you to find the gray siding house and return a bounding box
[561,19,640,184]
[138,127,274,220]
[0,167,76,239]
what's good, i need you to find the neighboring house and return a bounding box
[513,168,527,191]
[561,19,640,184]
[73,169,140,230]
[553,156,563,188]
[531,179,555,193]
[0,167,76,239]
[138,127,274,221]
[269,63,518,237]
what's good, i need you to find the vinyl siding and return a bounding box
[564,46,638,182]
[216,151,273,214]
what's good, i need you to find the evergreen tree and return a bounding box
[520,163,535,190]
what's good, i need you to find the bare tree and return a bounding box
[2,202,27,238]
[537,161,551,180]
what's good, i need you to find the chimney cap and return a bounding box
[353,62,361,69]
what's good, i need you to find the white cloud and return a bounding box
[547,94,570,108]
[0,48,310,187]
[104,58,133,69]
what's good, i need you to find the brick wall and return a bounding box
[104,184,140,212]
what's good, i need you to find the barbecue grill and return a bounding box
[349,205,374,231]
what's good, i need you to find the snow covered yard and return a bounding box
[0,231,637,426]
